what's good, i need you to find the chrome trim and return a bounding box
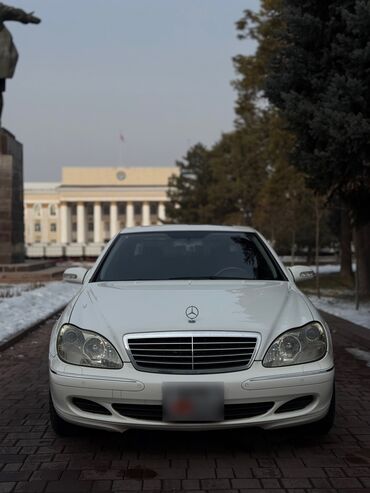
[123,331,261,374]
[246,366,335,382]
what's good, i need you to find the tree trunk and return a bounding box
[290,229,296,266]
[340,205,353,285]
[354,222,370,297]
[306,245,314,265]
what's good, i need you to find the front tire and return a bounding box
[49,393,81,436]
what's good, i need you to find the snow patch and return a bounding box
[307,264,340,274]
[309,295,370,330]
[0,282,81,345]
[346,348,370,367]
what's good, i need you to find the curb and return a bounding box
[0,306,64,352]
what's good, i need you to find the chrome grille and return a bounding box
[124,332,260,374]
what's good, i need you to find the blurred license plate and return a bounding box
[163,383,224,422]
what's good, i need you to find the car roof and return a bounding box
[119,224,258,234]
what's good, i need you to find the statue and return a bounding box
[0,2,41,127]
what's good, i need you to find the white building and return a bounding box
[24,166,176,257]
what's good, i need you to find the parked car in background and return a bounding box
[49,225,335,436]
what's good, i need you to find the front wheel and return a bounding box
[49,393,81,437]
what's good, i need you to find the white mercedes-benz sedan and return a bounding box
[49,225,335,436]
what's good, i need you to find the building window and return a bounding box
[33,203,42,218]
[50,223,57,232]
[34,223,41,232]
[134,203,142,216]
[87,204,93,215]
[72,222,77,232]
[49,204,57,216]
[118,203,126,215]
[150,203,158,216]
[103,204,110,215]
[88,222,94,232]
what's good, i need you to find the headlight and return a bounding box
[57,324,123,369]
[263,322,327,367]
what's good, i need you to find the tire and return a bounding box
[303,385,335,435]
[49,394,81,436]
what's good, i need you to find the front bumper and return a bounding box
[49,356,334,433]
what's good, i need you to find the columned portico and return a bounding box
[60,203,71,244]
[93,202,102,243]
[158,202,166,223]
[26,206,35,244]
[27,198,169,248]
[110,202,118,236]
[142,202,150,226]
[41,205,49,243]
[24,167,176,255]
[77,202,86,244]
[126,202,134,228]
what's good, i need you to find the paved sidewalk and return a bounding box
[0,312,369,493]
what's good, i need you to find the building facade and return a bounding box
[24,166,176,257]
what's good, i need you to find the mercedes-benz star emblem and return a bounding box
[185,305,199,323]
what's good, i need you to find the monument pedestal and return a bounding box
[0,128,25,263]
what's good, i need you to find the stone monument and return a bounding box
[0,3,41,263]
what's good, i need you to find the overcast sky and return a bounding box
[3,0,259,181]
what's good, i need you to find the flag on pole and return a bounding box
[120,132,125,142]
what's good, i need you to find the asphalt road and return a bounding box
[0,312,369,493]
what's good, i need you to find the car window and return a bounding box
[93,231,285,282]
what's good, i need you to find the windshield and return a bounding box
[93,231,285,282]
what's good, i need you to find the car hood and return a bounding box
[69,280,314,360]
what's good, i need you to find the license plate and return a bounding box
[163,383,224,422]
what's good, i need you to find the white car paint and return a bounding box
[49,225,334,433]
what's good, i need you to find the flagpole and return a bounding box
[119,132,124,167]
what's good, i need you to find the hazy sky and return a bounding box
[3,0,259,181]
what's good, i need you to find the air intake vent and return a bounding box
[275,396,314,414]
[124,331,260,374]
[72,398,111,415]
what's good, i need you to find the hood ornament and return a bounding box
[185,305,199,323]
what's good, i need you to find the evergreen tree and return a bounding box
[254,160,315,256]
[207,123,269,225]
[265,0,370,294]
[166,143,214,224]
[232,0,283,125]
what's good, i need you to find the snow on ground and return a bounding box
[0,282,81,345]
[301,264,357,274]
[309,295,370,330]
[307,264,340,274]
[346,348,370,367]
[283,263,357,275]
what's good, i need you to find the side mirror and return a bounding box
[289,265,315,283]
[63,267,88,284]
